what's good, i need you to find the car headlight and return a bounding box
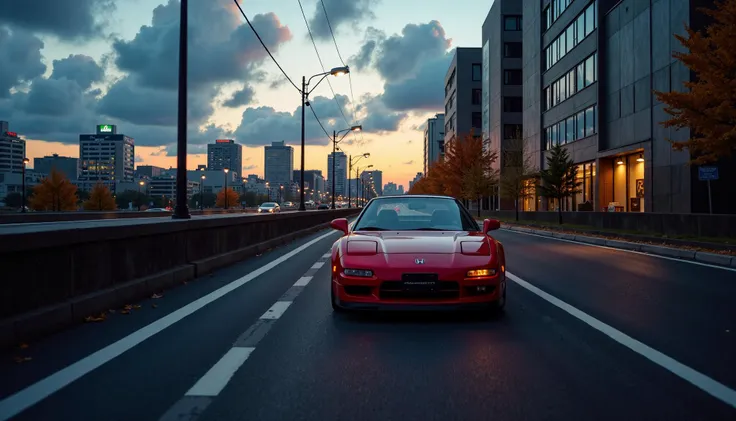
[269,208,274,213]
[466,269,496,277]
[343,268,373,277]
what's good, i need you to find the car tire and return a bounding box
[331,283,347,313]
[484,281,506,318]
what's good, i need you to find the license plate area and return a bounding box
[401,273,439,291]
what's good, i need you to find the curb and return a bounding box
[0,223,336,351]
[502,225,736,269]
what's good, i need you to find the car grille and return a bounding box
[379,274,460,300]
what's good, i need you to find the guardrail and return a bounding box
[0,209,359,348]
[0,209,260,224]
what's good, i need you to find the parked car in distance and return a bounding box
[317,203,330,210]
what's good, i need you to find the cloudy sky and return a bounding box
[0,0,490,189]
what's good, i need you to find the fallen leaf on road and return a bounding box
[256,254,262,257]
[120,310,130,315]
[14,357,32,363]
[85,313,107,322]
[123,304,133,311]
[132,304,141,309]
[18,343,28,350]
[151,293,163,299]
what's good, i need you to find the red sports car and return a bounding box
[329,195,506,314]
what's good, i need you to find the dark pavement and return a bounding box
[0,227,734,420]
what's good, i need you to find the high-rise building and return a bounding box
[293,170,325,194]
[423,114,445,174]
[409,172,422,191]
[370,170,383,196]
[136,165,165,178]
[78,124,134,192]
[483,0,523,210]
[520,0,736,214]
[33,154,79,180]
[207,139,243,175]
[0,121,26,199]
[444,48,483,147]
[264,141,294,185]
[383,182,399,196]
[327,151,347,196]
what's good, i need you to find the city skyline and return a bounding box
[3,0,494,191]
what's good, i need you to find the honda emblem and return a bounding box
[415,258,425,264]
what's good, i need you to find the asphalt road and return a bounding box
[0,210,303,234]
[0,227,734,420]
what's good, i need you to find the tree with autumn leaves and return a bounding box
[408,134,498,213]
[654,0,736,164]
[83,183,117,211]
[216,187,240,209]
[29,168,79,211]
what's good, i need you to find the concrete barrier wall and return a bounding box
[0,208,258,224]
[0,209,359,347]
[481,210,736,239]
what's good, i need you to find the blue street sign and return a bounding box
[698,166,719,181]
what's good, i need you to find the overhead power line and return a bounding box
[318,0,363,145]
[233,0,300,93]
[296,0,352,129]
[309,104,332,139]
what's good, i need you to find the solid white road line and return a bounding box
[294,276,312,286]
[260,301,292,319]
[506,271,736,409]
[185,347,255,397]
[311,261,325,269]
[502,229,736,272]
[322,253,331,258]
[0,229,339,421]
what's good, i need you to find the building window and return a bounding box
[543,53,597,110]
[503,124,522,139]
[544,1,597,71]
[503,96,522,112]
[472,112,482,129]
[504,42,522,58]
[504,69,522,85]
[472,89,482,105]
[472,64,482,81]
[544,104,597,150]
[584,54,596,86]
[543,0,574,32]
[504,15,522,31]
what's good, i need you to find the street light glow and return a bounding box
[351,125,362,131]
[329,66,349,76]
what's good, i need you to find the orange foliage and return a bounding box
[83,183,117,210]
[29,168,78,211]
[216,187,240,208]
[654,0,736,164]
[408,133,498,199]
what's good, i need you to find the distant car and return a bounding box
[317,203,330,210]
[257,202,280,213]
[145,207,170,212]
[328,195,506,315]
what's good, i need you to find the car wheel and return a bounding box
[484,281,506,317]
[331,282,347,313]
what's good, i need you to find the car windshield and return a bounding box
[260,203,276,208]
[353,197,478,231]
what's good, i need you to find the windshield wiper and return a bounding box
[411,227,452,231]
[355,226,387,231]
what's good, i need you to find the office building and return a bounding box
[444,47,483,146]
[136,165,165,178]
[0,122,26,199]
[327,151,347,196]
[383,182,399,196]
[369,170,383,196]
[148,175,199,201]
[34,154,79,180]
[423,114,445,174]
[521,0,734,214]
[78,124,134,192]
[483,0,523,210]
[409,172,422,192]
[293,170,325,194]
[207,139,243,174]
[264,141,293,185]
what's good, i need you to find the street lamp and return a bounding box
[223,168,229,209]
[173,0,190,219]
[199,174,205,210]
[348,153,369,208]
[300,66,350,211]
[332,125,362,209]
[21,157,29,212]
[138,180,145,210]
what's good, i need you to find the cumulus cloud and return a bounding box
[1,0,293,149]
[307,0,379,40]
[350,20,453,115]
[223,86,256,108]
[0,0,113,40]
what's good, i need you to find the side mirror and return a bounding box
[330,218,349,235]
[482,218,501,233]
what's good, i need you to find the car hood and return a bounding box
[346,231,486,254]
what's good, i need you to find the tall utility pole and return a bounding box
[299,76,307,211]
[331,131,337,209]
[173,0,190,219]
